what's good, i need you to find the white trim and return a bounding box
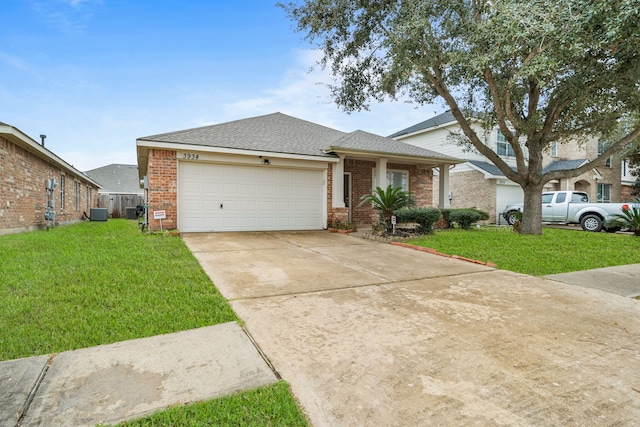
[344,172,353,222]
[137,140,339,163]
[393,121,461,140]
[0,124,102,188]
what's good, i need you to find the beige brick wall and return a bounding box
[433,170,497,221]
[545,138,623,202]
[0,135,99,235]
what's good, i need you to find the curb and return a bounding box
[389,242,498,268]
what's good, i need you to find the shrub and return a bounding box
[611,198,640,236]
[448,208,490,230]
[359,185,416,231]
[439,209,453,229]
[394,207,441,233]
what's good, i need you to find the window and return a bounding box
[571,193,589,203]
[541,193,554,204]
[372,169,409,191]
[597,140,611,168]
[555,192,566,203]
[60,174,65,210]
[496,131,515,157]
[386,170,408,191]
[86,186,91,210]
[550,141,558,157]
[74,181,81,210]
[597,184,611,203]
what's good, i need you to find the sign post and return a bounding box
[153,210,166,231]
[391,215,397,234]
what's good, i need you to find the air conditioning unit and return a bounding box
[90,208,108,221]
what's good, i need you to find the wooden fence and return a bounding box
[97,194,145,219]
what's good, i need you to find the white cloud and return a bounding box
[223,48,439,136]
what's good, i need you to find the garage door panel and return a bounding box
[259,201,274,211]
[179,162,324,232]
[203,183,222,194]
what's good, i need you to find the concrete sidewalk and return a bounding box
[0,323,278,427]
[544,263,640,298]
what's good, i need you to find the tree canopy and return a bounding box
[281,0,640,234]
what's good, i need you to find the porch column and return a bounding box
[332,156,345,207]
[376,158,388,190]
[438,163,451,209]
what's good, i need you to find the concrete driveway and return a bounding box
[183,231,640,426]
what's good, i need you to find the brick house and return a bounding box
[0,121,101,235]
[136,112,462,232]
[390,111,637,223]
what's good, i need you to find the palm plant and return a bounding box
[359,185,417,231]
[611,198,640,236]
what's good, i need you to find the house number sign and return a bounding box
[182,153,200,160]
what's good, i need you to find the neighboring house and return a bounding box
[85,164,144,218]
[390,111,634,223]
[0,121,101,235]
[136,112,462,232]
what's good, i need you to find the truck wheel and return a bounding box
[580,214,603,232]
[505,211,519,226]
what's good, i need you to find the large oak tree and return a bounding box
[281,0,640,234]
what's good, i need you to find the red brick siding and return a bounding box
[0,135,99,235]
[147,149,177,230]
[341,159,434,225]
[147,152,434,230]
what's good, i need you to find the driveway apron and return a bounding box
[183,231,640,427]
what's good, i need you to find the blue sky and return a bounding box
[1,0,439,170]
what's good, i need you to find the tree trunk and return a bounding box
[520,183,545,235]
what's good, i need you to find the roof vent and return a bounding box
[40,134,46,146]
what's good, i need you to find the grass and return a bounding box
[407,226,640,276]
[110,381,308,427]
[2,219,309,426]
[0,219,238,360]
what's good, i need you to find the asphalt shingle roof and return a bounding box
[543,159,588,173]
[85,164,143,194]
[388,111,458,138]
[139,113,343,158]
[139,112,461,162]
[468,158,590,176]
[468,160,515,176]
[329,130,459,161]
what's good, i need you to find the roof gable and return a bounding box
[85,164,143,194]
[388,111,457,138]
[139,112,343,158]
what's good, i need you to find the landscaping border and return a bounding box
[390,241,497,268]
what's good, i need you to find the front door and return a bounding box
[344,173,352,222]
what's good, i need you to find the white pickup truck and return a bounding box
[501,190,630,232]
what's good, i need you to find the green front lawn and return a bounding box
[408,227,640,276]
[0,219,237,361]
[1,219,309,426]
[111,381,308,427]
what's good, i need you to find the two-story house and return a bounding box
[390,111,636,223]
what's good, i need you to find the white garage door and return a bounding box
[496,185,524,225]
[178,162,325,232]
